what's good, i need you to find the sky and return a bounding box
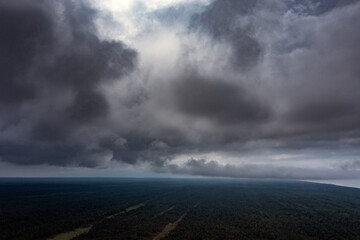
[0,0,360,185]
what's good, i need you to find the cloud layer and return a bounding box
[1,0,360,179]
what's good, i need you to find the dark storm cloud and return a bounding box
[173,74,269,125]
[0,141,83,166]
[278,1,360,135]
[188,0,359,70]
[158,0,360,179]
[66,90,109,123]
[32,121,68,142]
[1,0,360,180]
[190,0,262,69]
[0,1,54,107]
[0,0,137,166]
[0,0,136,107]
[99,135,153,165]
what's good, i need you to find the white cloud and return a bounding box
[90,0,211,44]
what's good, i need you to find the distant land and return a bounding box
[1,178,360,240]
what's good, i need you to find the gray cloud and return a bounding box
[0,1,53,107]
[173,73,269,125]
[289,0,358,15]
[1,0,360,180]
[158,158,360,180]
[190,0,262,69]
[340,160,360,171]
[66,90,109,123]
[0,0,137,166]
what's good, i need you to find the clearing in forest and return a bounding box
[107,203,145,219]
[155,206,174,217]
[48,203,145,240]
[47,225,93,240]
[152,214,186,240]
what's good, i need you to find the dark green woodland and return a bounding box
[1,178,360,240]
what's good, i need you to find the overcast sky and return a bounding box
[1,0,360,184]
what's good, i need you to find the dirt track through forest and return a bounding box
[46,203,145,240]
[152,214,186,240]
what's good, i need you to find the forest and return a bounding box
[1,178,360,240]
